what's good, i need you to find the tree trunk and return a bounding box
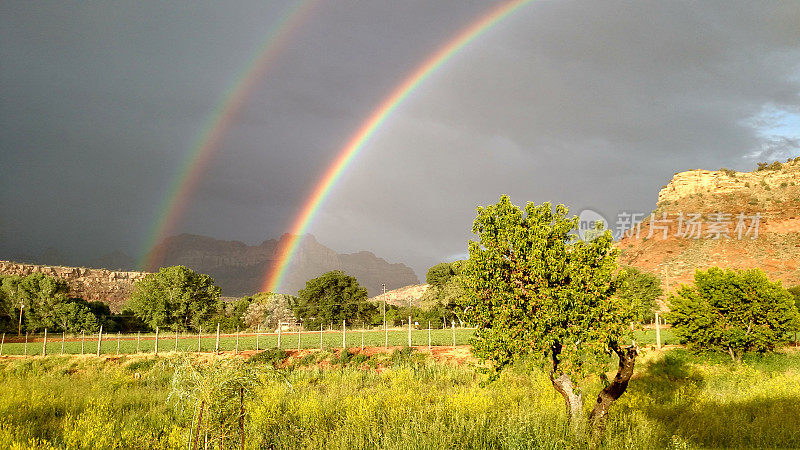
[549,343,585,431]
[589,345,637,434]
[551,372,584,423]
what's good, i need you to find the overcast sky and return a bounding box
[2,0,799,278]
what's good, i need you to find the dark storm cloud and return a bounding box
[2,1,799,278]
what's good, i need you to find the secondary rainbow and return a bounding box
[140,0,319,271]
[262,0,533,293]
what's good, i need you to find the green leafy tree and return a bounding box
[462,196,635,433]
[616,267,662,323]
[128,266,222,331]
[54,301,100,333]
[294,271,376,329]
[1,276,25,332]
[242,293,295,330]
[426,262,458,288]
[19,274,70,332]
[668,268,799,362]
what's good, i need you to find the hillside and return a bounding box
[148,233,419,297]
[368,284,430,307]
[617,159,800,292]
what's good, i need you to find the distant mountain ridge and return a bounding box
[148,233,419,297]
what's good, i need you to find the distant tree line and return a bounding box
[0,273,145,334]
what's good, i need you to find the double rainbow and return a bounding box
[140,0,319,271]
[261,0,533,293]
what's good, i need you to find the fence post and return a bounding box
[96,325,103,357]
[277,323,282,349]
[297,322,302,351]
[42,329,47,357]
[451,320,455,349]
[319,323,323,350]
[117,332,121,355]
[655,312,662,349]
[255,325,260,352]
[61,332,65,355]
[428,321,431,350]
[81,331,85,355]
[197,327,202,354]
[0,332,4,356]
[24,332,28,356]
[215,323,220,354]
[408,316,412,347]
[342,319,346,349]
[154,326,159,356]
[235,327,239,354]
[136,331,140,354]
[361,322,364,351]
[175,330,178,352]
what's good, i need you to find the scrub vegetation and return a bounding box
[0,348,799,449]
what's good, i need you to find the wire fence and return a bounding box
[0,321,478,357]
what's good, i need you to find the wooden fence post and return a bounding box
[154,326,159,356]
[451,320,455,349]
[277,323,282,349]
[96,325,103,357]
[428,321,431,350]
[361,322,364,351]
[117,332,121,355]
[235,327,239,354]
[175,330,178,352]
[24,332,28,356]
[42,329,47,357]
[256,325,260,352]
[408,316,412,347]
[319,323,323,350]
[61,332,65,355]
[655,312,662,349]
[0,332,4,356]
[197,327,201,354]
[215,323,220,354]
[136,331,140,354]
[342,319,346,349]
[297,322,301,351]
[81,331,85,355]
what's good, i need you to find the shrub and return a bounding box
[668,268,799,362]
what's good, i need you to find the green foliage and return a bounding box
[667,268,799,362]
[616,267,662,323]
[167,355,261,446]
[18,274,70,332]
[756,161,783,171]
[294,271,376,330]
[242,293,295,330]
[53,301,99,333]
[462,195,631,381]
[127,266,222,332]
[425,262,460,288]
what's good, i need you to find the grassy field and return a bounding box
[0,328,679,356]
[0,344,798,449]
[0,328,478,356]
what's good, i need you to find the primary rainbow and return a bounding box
[262,0,533,293]
[140,0,319,271]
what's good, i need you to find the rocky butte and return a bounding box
[617,159,800,292]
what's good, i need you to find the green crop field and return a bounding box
[0,328,479,356]
[0,344,799,449]
[0,328,680,356]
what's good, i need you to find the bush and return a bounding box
[668,268,799,362]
